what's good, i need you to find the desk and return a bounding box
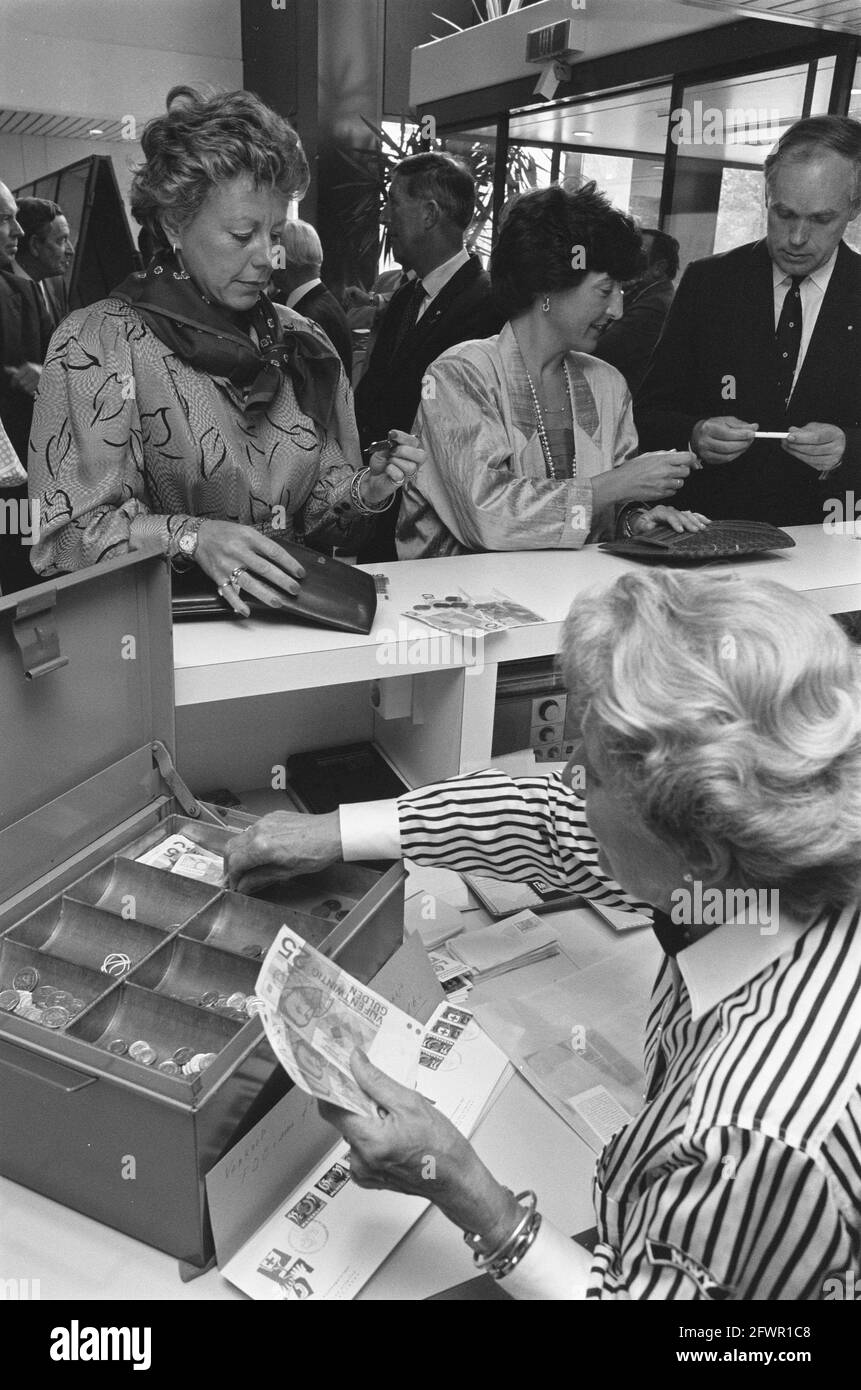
[172,527,861,793]
[0,876,660,1302]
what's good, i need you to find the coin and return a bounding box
[106,1038,129,1056]
[32,986,53,1005]
[172,1046,194,1066]
[157,1059,181,1076]
[200,990,219,1007]
[42,1006,70,1028]
[15,990,33,1007]
[18,1004,43,1022]
[226,992,246,1010]
[241,944,263,958]
[48,990,75,1010]
[128,1040,157,1065]
[245,998,264,1018]
[322,899,341,912]
[183,1051,217,1075]
[214,995,230,1009]
[101,952,132,977]
[12,967,39,991]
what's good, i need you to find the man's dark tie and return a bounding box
[391,278,425,352]
[775,275,804,409]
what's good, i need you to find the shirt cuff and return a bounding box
[339,798,402,861]
[497,1218,594,1300]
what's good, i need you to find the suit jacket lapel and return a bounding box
[745,240,786,418]
[407,255,482,341]
[791,241,861,415]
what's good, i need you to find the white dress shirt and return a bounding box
[415,246,471,322]
[285,276,322,310]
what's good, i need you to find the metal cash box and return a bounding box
[0,552,405,1267]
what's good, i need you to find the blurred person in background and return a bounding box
[0,180,51,593]
[14,197,74,332]
[269,218,352,376]
[354,151,504,561]
[592,226,678,395]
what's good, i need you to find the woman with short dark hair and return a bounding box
[397,182,704,558]
[28,87,418,610]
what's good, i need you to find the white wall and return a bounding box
[0,0,243,230]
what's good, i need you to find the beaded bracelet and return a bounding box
[349,466,396,514]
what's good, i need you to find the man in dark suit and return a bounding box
[355,152,504,560]
[635,115,861,526]
[13,197,73,333]
[593,228,678,395]
[269,218,353,377]
[0,181,52,594]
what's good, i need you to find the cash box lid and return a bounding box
[0,549,175,900]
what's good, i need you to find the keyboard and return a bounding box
[600,520,795,562]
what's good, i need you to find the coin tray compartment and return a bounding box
[132,935,261,1009]
[120,814,233,862]
[254,863,382,920]
[70,858,220,930]
[0,939,110,1027]
[67,980,241,1075]
[181,889,331,957]
[6,897,167,977]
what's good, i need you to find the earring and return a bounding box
[542,295,551,313]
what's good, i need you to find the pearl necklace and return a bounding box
[522,360,577,481]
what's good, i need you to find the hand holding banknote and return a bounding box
[317,1049,521,1247]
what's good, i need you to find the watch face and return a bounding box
[179,533,196,556]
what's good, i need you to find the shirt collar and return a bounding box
[677,908,812,1020]
[285,277,322,310]
[420,246,470,304]
[772,245,839,295]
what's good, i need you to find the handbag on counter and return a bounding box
[170,534,377,634]
[600,519,795,562]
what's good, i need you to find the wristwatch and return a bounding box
[176,518,203,561]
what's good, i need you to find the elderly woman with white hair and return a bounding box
[226,568,861,1300]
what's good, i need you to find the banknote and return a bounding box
[255,927,424,1118]
[136,834,224,885]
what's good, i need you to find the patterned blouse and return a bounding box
[28,299,371,575]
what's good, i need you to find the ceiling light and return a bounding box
[571,130,591,138]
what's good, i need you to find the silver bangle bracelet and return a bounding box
[466,1190,538,1271]
[349,466,395,514]
[490,1211,543,1281]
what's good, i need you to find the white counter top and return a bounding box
[172,527,861,707]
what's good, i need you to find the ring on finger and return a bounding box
[227,565,246,588]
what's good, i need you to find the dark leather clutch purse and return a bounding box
[600,520,795,562]
[171,536,378,635]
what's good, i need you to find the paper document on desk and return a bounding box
[474,934,657,1152]
[255,927,424,1117]
[220,1002,511,1300]
[447,910,560,980]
